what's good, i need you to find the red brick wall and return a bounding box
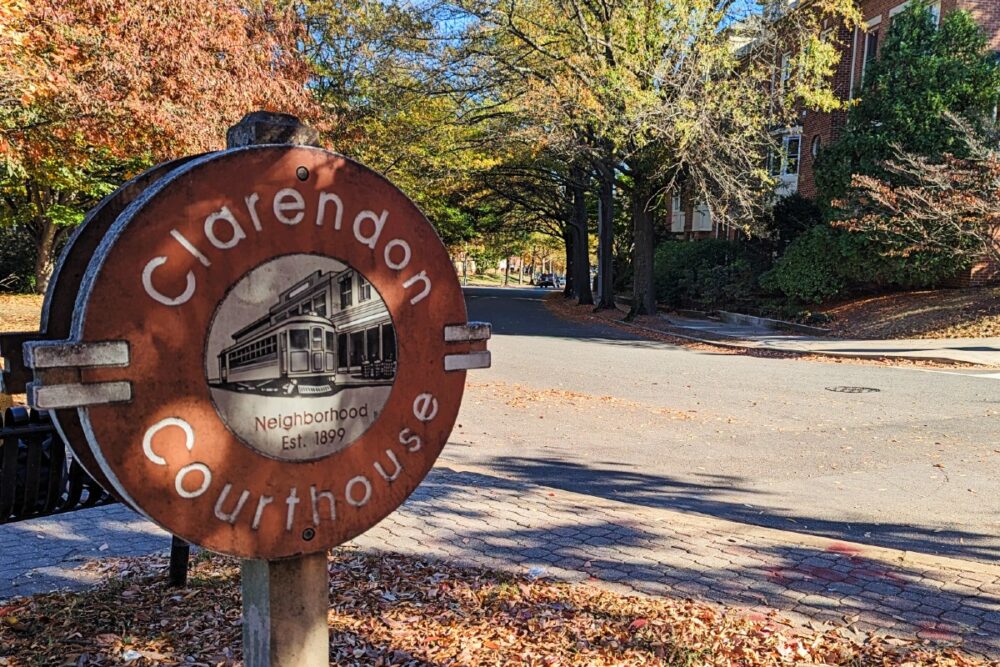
[945,260,1000,287]
[947,228,1000,287]
[957,0,1000,50]
[796,0,997,200]
[798,22,855,199]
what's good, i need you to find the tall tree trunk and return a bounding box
[594,161,616,310]
[563,223,575,297]
[571,165,594,305]
[628,171,656,319]
[33,218,58,295]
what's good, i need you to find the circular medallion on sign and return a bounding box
[56,145,478,560]
[205,254,396,461]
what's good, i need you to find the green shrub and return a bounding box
[835,231,972,289]
[654,240,769,310]
[761,225,971,304]
[759,226,846,304]
[0,225,37,293]
[764,193,823,251]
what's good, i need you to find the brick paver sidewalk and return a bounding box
[1,465,998,658]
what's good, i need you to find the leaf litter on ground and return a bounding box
[0,549,990,666]
[467,381,694,420]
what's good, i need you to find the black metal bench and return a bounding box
[0,405,189,587]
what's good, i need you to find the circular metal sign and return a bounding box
[44,146,486,559]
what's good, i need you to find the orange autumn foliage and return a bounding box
[0,0,320,166]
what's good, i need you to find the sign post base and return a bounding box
[241,552,329,666]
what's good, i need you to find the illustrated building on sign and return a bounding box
[216,268,396,392]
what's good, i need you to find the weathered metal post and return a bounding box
[241,553,330,665]
[168,536,191,588]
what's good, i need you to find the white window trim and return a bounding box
[784,136,801,176]
[770,134,802,177]
[670,196,686,233]
[861,25,880,82]
[865,15,883,28]
[780,52,793,88]
[692,202,713,232]
[889,1,910,17]
[890,1,940,23]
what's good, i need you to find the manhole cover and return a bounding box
[825,386,881,393]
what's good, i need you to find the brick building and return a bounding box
[669,0,1000,254]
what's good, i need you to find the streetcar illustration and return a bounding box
[210,266,396,396]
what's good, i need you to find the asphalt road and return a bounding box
[444,286,1000,564]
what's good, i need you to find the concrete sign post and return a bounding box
[21,114,491,666]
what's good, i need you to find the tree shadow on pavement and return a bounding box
[378,468,1000,659]
[470,456,1000,565]
[466,288,663,346]
[0,503,174,601]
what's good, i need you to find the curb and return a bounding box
[611,317,986,368]
[441,463,1000,578]
[716,310,832,336]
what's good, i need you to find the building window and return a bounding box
[349,331,365,366]
[339,276,353,309]
[358,274,372,302]
[811,134,821,159]
[670,195,685,232]
[366,327,380,360]
[929,1,941,25]
[862,29,879,83]
[770,135,802,177]
[337,333,348,368]
[692,202,713,232]
[785,136,800,174]
[780,52,793,90]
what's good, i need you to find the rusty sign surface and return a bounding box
[24,146,489,559]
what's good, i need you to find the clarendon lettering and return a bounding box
[140,186,432,308]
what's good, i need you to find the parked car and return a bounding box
[535,273,556,288]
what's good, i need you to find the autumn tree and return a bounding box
[0,0,316,292]
[815,1,1000,209]
[300,0,502,251]
[444,0,858,314]
[836,119,1000,269]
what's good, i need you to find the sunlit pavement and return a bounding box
[446,286,1000,564]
